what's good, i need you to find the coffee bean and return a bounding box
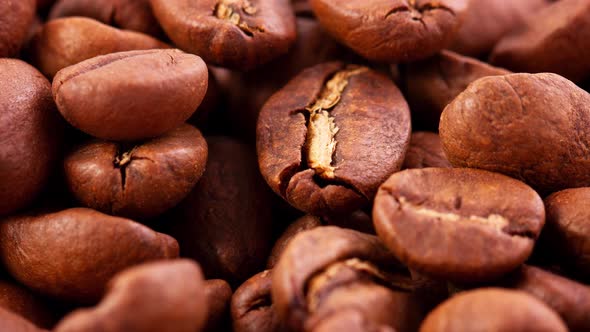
[373,168,544,282]
[0,208,178,303]
[420,288,567,332]
[491,0,590,83]
[150,0,296,69]
[308,0,468,62]
[54,260,207,332]
[0,306,45,332]
[203,279,233,332]
[257,62,411,217]
[64,124,208,220]
[165,137,273,286]
[402,132,452,170]
[30,17,168,78]
[543,188,590,278]
[0,0,35,57]
[232,270,280,332]
[0,278,55,329]
[49,0,164,37]
[0,59,64,216]
[53,49,208,141]
[440,73,590,194]
[402,50,509,131]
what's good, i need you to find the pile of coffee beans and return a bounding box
[1,0,590,331]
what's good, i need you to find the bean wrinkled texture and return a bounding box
[1,0,590,330]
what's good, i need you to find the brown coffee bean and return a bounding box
[203,279,232,332]
[53,49,208,141]
[0,208,179,303]
[502,265,590,332]
[311,309,396,332]
[373,168,545,282]
[54,260,207,332]
[401,132,452,170]
[272,226,423,332]
[30,17,168,78]
[308,0,468,62]
[232,270,280,332]
[257,62,411,217]
[0,278,55,329]
[49,0,164,37]
[64,124,208,220]
[440,73,590,194]
[402,50,509,131]
[165,137,273,286]
[543,188,590,278]
[420,288,567,332]
[0,306,46,332]
[0,59,63,216]
[267,215,322,269]
[450,0,552,57]
[150,0,297,69]
[491,0,590,83]
[0,0,35,57]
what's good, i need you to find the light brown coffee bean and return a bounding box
[0,0,35,57]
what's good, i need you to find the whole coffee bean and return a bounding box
[420,288,567,332]
[373,168,545,282]
[0,0,35,57]
[272,226,422,332]
[0,306,46,332]
[232,270,280,332]
[150,0,296,69]
[203,279,232,332]
[166,137,273,286]
[257,62,411,217]
[0,59,63,216]
[450,0,552,57]
[54,260,208,332]
[0,278,54,329]
[543,188,590,278]
[0,208,179,303]
[440,73,590,194]
[31,17,167,78]
[491,0,590,83]
[401,132,451,170]
[402,50,509,131]
[502,265,590,332]
[53,49,208,141]
[64,124,208,220]
[267,215,322,269]
[49,0,164,37]
[308,0,468,62]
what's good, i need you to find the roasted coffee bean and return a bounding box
[311,309,397,332]
[166,137,273,286]
[543,188,590,278]
[501,265,590,332]
[402,50,509,131]
[420,288,567,332]
[272,226,425,332]
[232,270,280,332]
[31,17,167,78]
[0,306,46,332]
[54,260,207,332]
[267,215,322,269]
[0,208,178,303]
[53,49,208,141]
[203,279,232,332]
[308,0,468,62]
[401,132,451,170]
[49,0,164,37]
[0,0,35,57]
[440,73,590,194]
[491,0,590,83]
[373,168,545,282]
[450,0,552,57]
[0,278,54,329]
[150,0,296,69]
[0,59,63,216]
[64,124,208,220]
[257,62,411,217]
